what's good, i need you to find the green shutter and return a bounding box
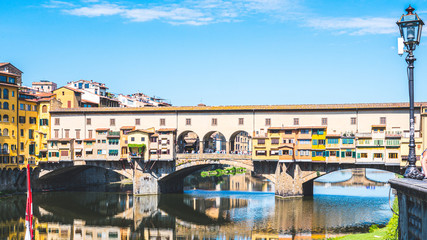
[357,153,360,159]
[48,152,51,157]
[312,151,315,157]
[352,152,356,158]
[341,151,345,158]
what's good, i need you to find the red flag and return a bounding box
[25,164,33,240]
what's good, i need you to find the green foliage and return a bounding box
[384,198,399,240]
[201,167,247,177]
[369,224,379,233]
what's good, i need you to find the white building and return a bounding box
[32,80,57,92]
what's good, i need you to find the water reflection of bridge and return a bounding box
[314,169,388,188]
[0,189,388,240]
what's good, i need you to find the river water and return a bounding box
[0,168,396,239]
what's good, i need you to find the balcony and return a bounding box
[108,131,120,138]
[355,133,372,138]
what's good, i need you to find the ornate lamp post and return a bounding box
[397,5,425,179]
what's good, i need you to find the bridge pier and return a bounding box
[133,160,177,195]
[275,163,305,197]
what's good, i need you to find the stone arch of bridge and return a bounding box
[158,159,276,192]
[177,130,201,154]
[34,165,132,191]
[202,131,227,153]
[229,130,252,153]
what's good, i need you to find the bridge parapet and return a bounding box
[176,153,251,161]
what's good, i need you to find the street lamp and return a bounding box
[397,5,425,179]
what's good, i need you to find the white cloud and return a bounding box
[64,4,124,17]
[42,0,75,9]
[306,17,397,35]
[55,0,295,25]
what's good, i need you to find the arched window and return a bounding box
[3,115,8,122]
[42,105,48,113]
[3,102,8,110]
[3,143,8,152]
[3,89,8,99]
[3,128,8,136]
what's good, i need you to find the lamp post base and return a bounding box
[404,165,425,180]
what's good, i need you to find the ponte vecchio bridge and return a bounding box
[1,102,424,196]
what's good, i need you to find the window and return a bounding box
[327,138,339,144]
[299,139,310,144]
[380,117,386,125]
[29,117,36,124]
[141,137,145,141]
[19,116,25,124]
[61,151,69,157]
[3,115,8,122]
[318,139,325,145]
[374,153,383,159]
[351,117,357,125]
[40,119,48,126]
[88,130,93,139]
[294,118,299,125]
[20,103,24,110]
[265,118,271,126]
[110,118,115,126]
[87,118,91,125]
[284,130,292,134]
[135,118,140,125]
[312,139,318,145]
[256,150,266,156]
[3,89,8,99]
[20,142,24,151]
[160,118,165,126]
[3,102,8,109]
[42,105,48,113]
[2,128,8,136]
[55,118,60,125]
[26,105,31,111]
[238,118,244,125]
[64,129,69,138]
[150,137,157,142]
[360,153,368,158]
[389,153,398,159]
[321,118,327,125]
[76,130,80,139]
[257,139,265,144]
[271,138,279,144]
[300,129,309,134]
[374,140,383,146]
[212,118,217,126]
[186,118,191,125]
[29,129,34,139]
[54,129,59,138]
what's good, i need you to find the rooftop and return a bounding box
[50,102,427,114]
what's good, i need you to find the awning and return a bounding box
[256,150,266,153]
[75,149,82,153]
[85,149,93,152]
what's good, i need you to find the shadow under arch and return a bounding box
[34,165,129,191]
[202,131,226,153]
[177,130,200,153]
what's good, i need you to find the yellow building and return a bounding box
[311,127,327,161]
[52,86,83,108]
[17,92,39,165]
[35,93,58,161]
[0,70,20,168]
[127,129,153,161]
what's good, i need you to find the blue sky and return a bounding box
[2,0,427,106]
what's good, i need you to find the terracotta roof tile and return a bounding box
[96,128,110,131]
[158,128,176,132]
[120,126,135,130]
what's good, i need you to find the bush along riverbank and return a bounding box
[332,197,399,240]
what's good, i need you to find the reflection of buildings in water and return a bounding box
[314,169,387,187]
[144,228,173,240]
[175,222,251,240]
[194,172,274,192]
[184,196,248,220]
